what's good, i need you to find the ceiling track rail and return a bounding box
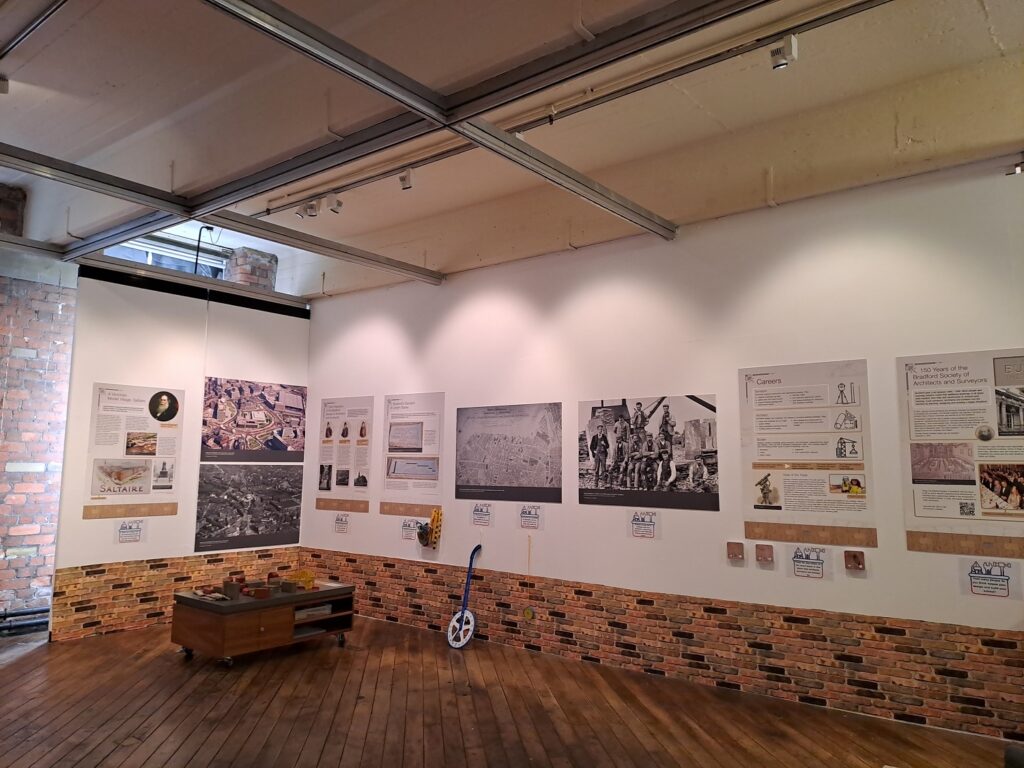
[0,0,68,61]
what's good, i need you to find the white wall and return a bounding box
[56,279,309,568]
[302,160,1024,631]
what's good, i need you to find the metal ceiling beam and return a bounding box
[61,211,184,262]
[202,211,444,285]
[0,0,68,61]
[444,0,773,123]
[0,142,190,216]
[0,231,63,260]
[201,0,677,240]
[203,0,448,123]
[456,119,676,239]
[76,253,311,310]
[188,112,434,217]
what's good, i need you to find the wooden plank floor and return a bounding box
[0,618,1006,767]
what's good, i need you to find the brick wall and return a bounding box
[51,548,300,640]
[302,548,1024,741]
[224,247,278,292]
[0,276,76,611]
[49,545,1024,739]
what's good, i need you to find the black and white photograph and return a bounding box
[195,463,302,551]
[910,442,975,484]
[979,463,1024,513]
[335,468,350,487]
[996,386,1024,437]
[578,395,719,510]
[318,463,332,491]
[456,402,562,503]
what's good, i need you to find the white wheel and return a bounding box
[447,610,476,649]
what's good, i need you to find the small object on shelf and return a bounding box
[280,580,297,593]
[252,587,271,599]
[293,570,315,590]
[222,580,242,599]
[191,589,229,601]
[295,604,332,620]
[755,544,775,563]
[268,571,280,580]
[727,541,745,560]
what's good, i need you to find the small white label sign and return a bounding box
[629,510,660,539]
[115,519,145,544]
[472,503,492,527]
[519,504,543,530]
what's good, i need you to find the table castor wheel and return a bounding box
[220,657,234,667]
[180,647,194,660]
[337,634,346,648]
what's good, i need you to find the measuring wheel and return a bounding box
[447,609,476,649]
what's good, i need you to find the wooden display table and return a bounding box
[171,582,354,664]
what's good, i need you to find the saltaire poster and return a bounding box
[84,383,184,518]
[578,395,719,511]
[455,402,562,503]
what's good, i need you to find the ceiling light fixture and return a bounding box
[328,195,343,214]
[302,199,321,218]
[398,168,413,191]
[770,35,798,70]
[1007,157,1023,176]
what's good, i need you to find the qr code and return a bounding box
[959,502,976,517]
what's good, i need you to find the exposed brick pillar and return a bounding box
[224,247,278,292]
[0,184,27,237]
[0,273,76,611]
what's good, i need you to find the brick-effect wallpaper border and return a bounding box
[303,548,1024,741]
[50,546,1024,740]
[51,548,300,641]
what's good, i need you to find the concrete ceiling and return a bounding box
[1,0,1021,297]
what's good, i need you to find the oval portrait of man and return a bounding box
[148,391,180,422]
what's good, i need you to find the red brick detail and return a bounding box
[51,548,301,641]
[0,276,76,611]
[301,548,1024,741]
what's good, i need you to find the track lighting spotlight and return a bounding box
[770,35,798,70]
[328,195,343,214]
[302,200,321,218]
[1008,160,1023,176]
[399,168,413,191]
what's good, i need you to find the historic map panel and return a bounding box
[456,402,562,503]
